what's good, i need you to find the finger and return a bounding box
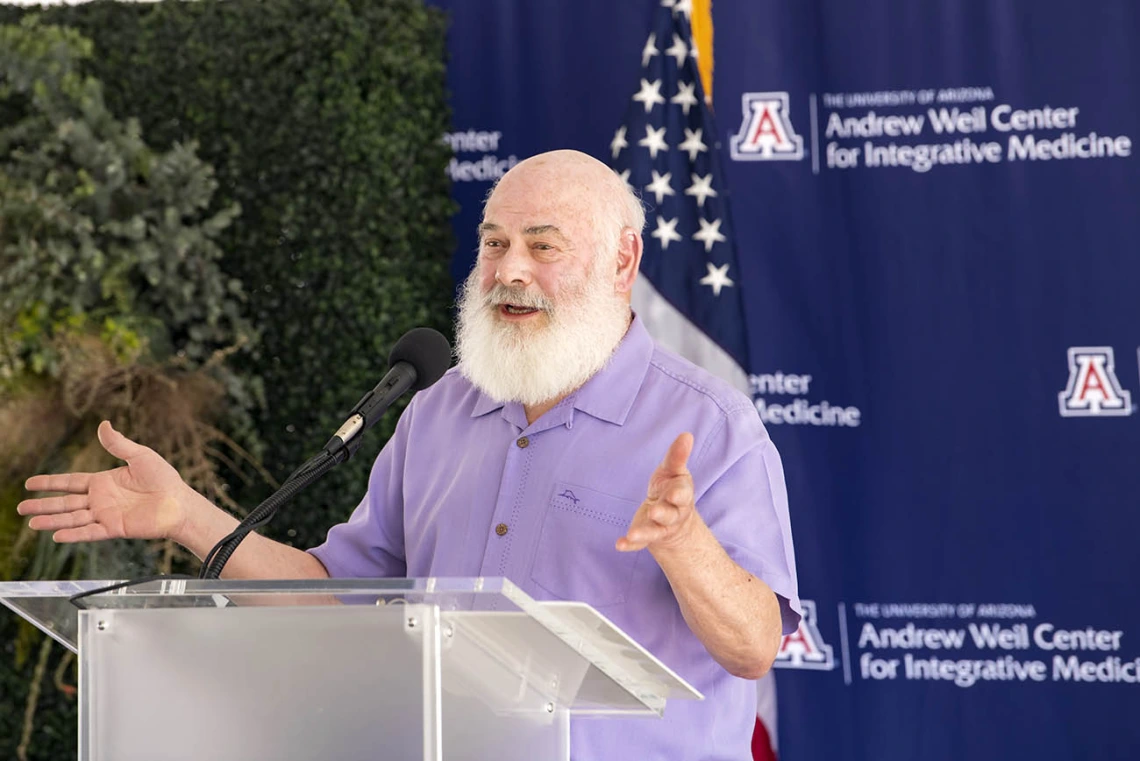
[17,494,87,516]
[97,420,149,463]
[615,536,647,552]
[616,528,665,552]
[28,510,94,532]
[648,502,684,526]
[25,473,92,494]
[53,524,112,543]
[647,473,693,503]
[659,433,694,477]
[650,474,694,508]
[665,479,694,508]
[624,523,670,547]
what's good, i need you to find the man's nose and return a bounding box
[494,246,533,287]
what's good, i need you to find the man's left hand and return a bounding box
[616,432,702,552]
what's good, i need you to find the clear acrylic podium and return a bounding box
[0,577,701,760]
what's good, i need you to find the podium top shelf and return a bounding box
[0,577,702,715]
[0,577,540,649]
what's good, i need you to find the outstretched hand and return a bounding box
[616,432,701,553]
[18,421,189,543]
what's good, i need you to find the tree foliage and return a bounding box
[0,17,250,383]
[31,0,457,544]
[0,3,454,758]
[0,16,266,761]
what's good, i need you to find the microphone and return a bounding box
[200,327,451,579]
[324,327,452,456]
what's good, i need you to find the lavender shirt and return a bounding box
[309,316,800,761]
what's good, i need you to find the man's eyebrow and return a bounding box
[522,224,567,239]
[477,223,569,240]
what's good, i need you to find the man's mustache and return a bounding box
[483,284,554,311]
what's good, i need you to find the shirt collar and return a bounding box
[468,313,654,427]
[567,313,652,426]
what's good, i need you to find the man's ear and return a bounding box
[614,227,643,296]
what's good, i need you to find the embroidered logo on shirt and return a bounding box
[557,489,581,505]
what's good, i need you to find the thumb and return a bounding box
[660,432,694,476]
[97,420,148,463]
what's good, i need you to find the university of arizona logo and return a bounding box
[772,600,835,670]
[1058,347,1133,417]
[730,92,804,161]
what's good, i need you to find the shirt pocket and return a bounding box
[530,482,641,610]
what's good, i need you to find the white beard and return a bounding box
[455,262,631,407]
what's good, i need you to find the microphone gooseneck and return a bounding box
[199,327,452,580]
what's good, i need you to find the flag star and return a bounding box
[632,78,665,113]
[693,217,726,252]
[699,261,734,296]
[678,127,708,162]
[685,173,718,207]
[639,124,669,159]
[690,44,699,61]
[665,34,688,67]
[650,216,683,250]
[645,170,675,204]
[671,80,699,116]
[673,0,693,18]
[611,126,628,159]
[641,33,659,67]
[618,169,633,191]
[660,0,675,6]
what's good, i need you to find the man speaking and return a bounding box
[20,149,800,760]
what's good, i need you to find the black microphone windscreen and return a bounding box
[388,327,452,391]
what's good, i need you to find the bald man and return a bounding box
[21,150,800,760]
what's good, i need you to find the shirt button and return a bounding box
[495,523,509,536]
[516,436,530,449]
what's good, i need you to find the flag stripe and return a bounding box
[632,278,749,394]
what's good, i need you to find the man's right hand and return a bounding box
[18,420,192,544]
[19,420,330,580]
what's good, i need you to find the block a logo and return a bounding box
[1058,346,1134,417]
[730,92,805,161]
[772,600,835,670]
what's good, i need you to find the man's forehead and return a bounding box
[481,192,593,231]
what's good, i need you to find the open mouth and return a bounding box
[501,304,540,316]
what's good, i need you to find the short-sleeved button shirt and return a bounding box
[309,315,800,761]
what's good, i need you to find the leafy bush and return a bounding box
[0,1,454,757]
[0,16,261,760]
[0,17,251,378]
[29,0,458,545]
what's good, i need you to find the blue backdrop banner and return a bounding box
[429,1,1140,758]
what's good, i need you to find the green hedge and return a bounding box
[0,0,456,538]
[0,1,455,758]
[48,0,457,533]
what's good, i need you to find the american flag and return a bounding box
[610,0,751,390]
[609,3,779,760]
